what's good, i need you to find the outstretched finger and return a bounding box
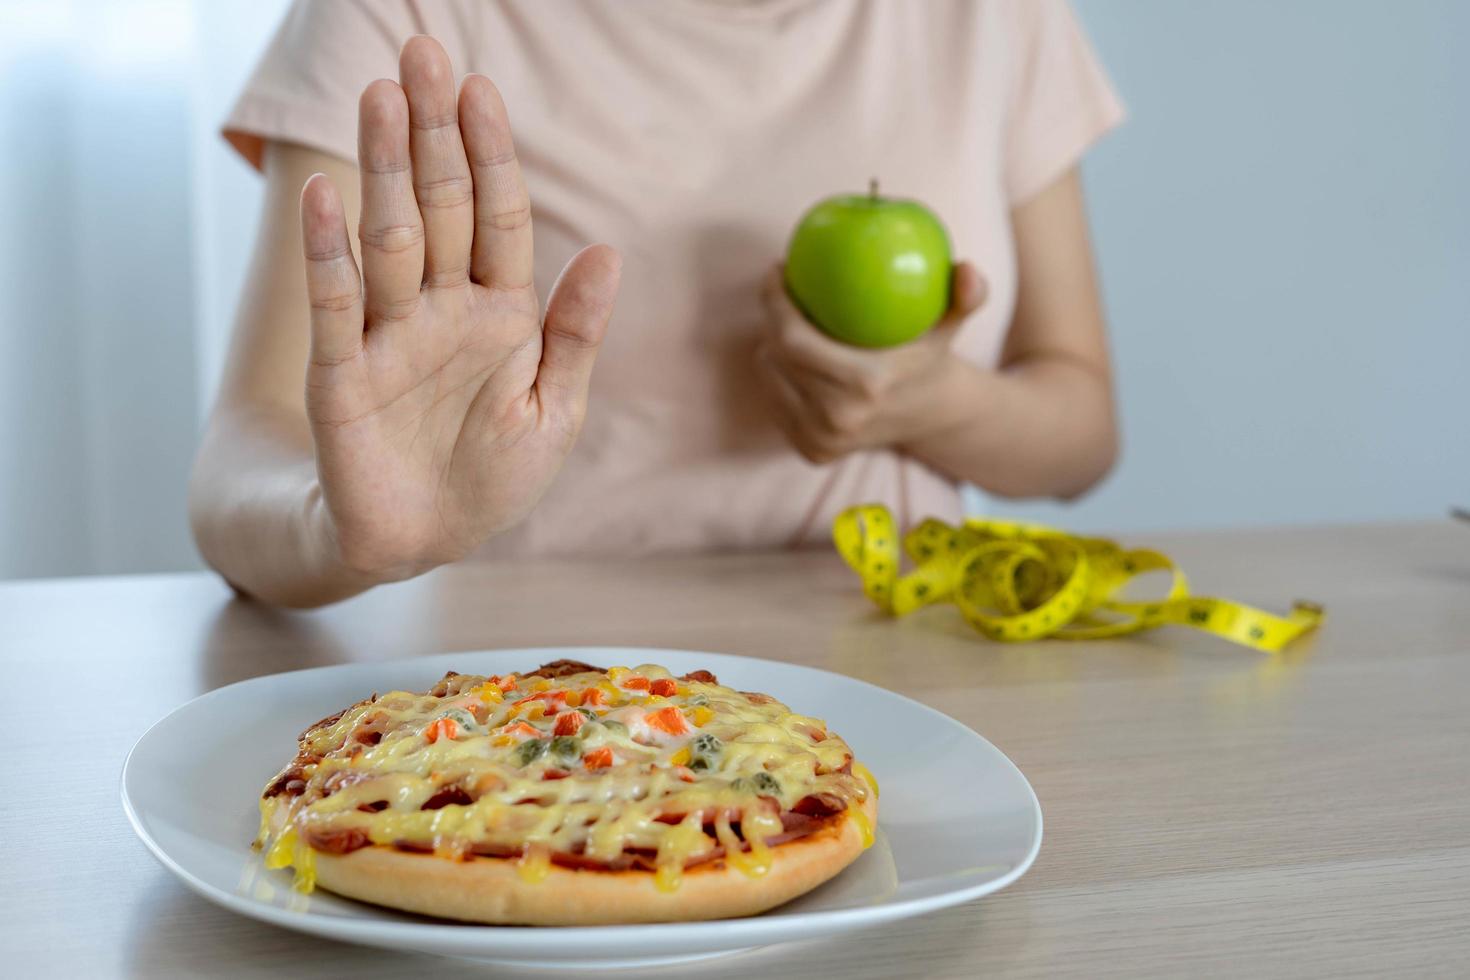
[459,74,534,291]
[300,173,364,365]
[400,36,473,287]
[357,79,425,322]
[535,244,622,421]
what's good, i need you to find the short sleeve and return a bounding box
[223,1,431,171]
[1003,0,1125,205]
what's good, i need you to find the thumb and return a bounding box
[536,244,622,420]
[929,261,988,342]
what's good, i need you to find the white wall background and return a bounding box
[990,0,1470,531]
[0,0,1466,579]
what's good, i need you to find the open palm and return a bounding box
[298,37,620,579]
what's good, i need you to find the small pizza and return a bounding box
[256,659,878,924]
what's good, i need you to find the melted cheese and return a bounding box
[257,664,869,892]
[850,806,875,849]
[851,759,881,798]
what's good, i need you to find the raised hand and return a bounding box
[298,36,620,581]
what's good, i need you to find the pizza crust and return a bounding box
[308,791,877,925]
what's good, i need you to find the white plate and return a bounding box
[122,647,1041,970]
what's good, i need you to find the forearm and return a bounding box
[901,352,1117,499]
[188,408,382,608]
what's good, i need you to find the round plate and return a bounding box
[122,647,1041,970]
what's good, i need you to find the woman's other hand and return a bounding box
[753,170,1118,502]
[755,262,987,465]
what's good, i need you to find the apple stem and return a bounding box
[869,177,879,200]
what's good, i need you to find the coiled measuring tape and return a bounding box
[833,504,1323,653]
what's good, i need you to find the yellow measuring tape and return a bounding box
[833,504,1323,653]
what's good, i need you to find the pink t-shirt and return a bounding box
[225,0,1123,558]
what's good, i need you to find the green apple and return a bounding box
[784,181,952,348]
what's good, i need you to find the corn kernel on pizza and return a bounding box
[256,659,878,924]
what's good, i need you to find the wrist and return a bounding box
[894,353,990,456]
[304,484,413,596]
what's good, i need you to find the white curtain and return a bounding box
[0,0,286,578]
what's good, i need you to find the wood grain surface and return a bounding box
[1,521,1467,978]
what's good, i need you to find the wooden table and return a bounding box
[3,522,1467,978]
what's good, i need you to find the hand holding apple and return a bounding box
[756,261,988,465]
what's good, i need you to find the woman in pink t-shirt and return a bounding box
[190,0,1124,607]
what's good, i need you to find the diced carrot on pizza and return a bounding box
[513,689,567,707]
[424,718,458,743]
[645,706,690,736]
[649,678,678,697]
[582,747,615,769]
